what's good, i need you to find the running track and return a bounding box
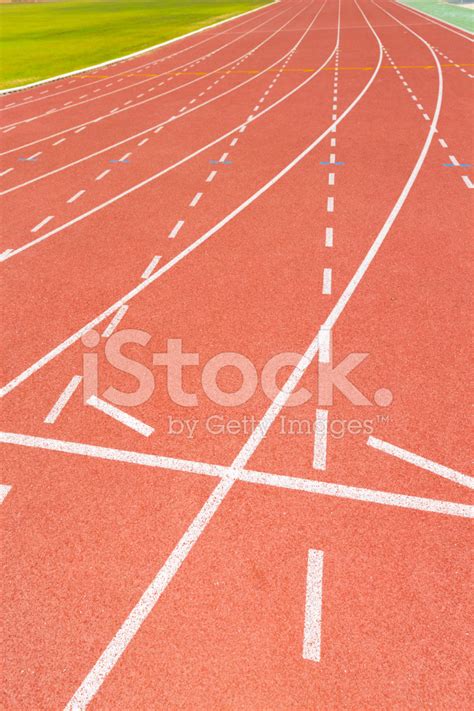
[1,0,473,708]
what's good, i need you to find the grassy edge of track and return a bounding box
[396,0,474,32]
[0,0,273,90]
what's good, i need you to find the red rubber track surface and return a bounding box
[1,0,472,708]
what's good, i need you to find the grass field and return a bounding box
[0,0,271,90]
[397,0,474,31]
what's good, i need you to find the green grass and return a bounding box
[0,0,271,89]
[397,0,474,32]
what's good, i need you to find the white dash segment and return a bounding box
[302,549,324,663]
[206,170,217,182]
[438,138,448,148]
[325,227,333,247]
[322,268,332,294]
[327,197,334,212]
[0,168,13,177]
[31,215,53,233]
[328,173,335,186]
[141,255,162,280]
[87,395,154,437]
[313,410,329,470]
[44,375,83,424]
[448,154,459,166]
[189,192,203,207]
[461,175,473,189]
[168,220,184,239]
[67,190,85,204]
[95,169,110,181]
[0,484,11,505]
[102,305,129,338]
[318,328,331,364]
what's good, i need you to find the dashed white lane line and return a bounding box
[0,248,13,261]
[141,255,162,280]
[206,170,217,182]
[27,151,42,160]
[95,169,110,181]
[44,375,83,424]
[0,167,13,176]
[330,137,336,147]
[74,126,86,134]
[322,267,332,294]
[137,138,149,146]
[0,484,11,504]
[168,219,184,239]
[461,175,473,189]
[189,191,203,207]
[329,153,336,163]
[318,327,331,364]
[86,395,154,437]
[119,152,131,162]
[52,138,66,146]
[422,113,430,121]
[302,549,324,663]
[439,138,448,148]
[326,197,334,212]
[325,227,333,247]
[31,215,54,233]
[312,409,329,471]
[448,154,459,166]
[219,152,229,162]
[328,172,335,186]
[102,305,129,338]
[3,126,15,133]
[367,436,474,490]
[67,189,86,204]
[230,137,239,147]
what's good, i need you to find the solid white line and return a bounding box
[461,175,473,189]
[86,395,154,437]
[102,305,128,338]
[325,227,333,247]
[44,375,83,424]
[189,192,203,207]
[0,484,11,504]
[168,219,184,239]
[0,167,13,176]
[313,410,329,470]
[322,268,332,295]
[302,549,324,663]
[67,189,85,204]
[31,215,53,233]
[367,436,474,489]
[141,255,162,280]
[0,432,471,518]
[206,170,217,182]
[0,0,279,95]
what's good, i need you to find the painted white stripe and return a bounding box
[302,549,324,662]
[168,219,184,239]
[367,436,474,489]
[416,103,424,110]
[331,113,337,120]
[0,484,11,505]
[328,172,335,185]
[0,249,13,262]
[327,197,334,212]
[393,0,474,40]
[313,410,329,470]
[74,126,86,134]
[322,268,332,294]
[0,432,471,518]
[422,113,430,121]
[95,169,110,181]
[206,170,217,182]
[325,227,333,247]
[27,151,42,160]
[448,154,459,166]
[330,137,336,146]
[119,152,131,162]
[0,167,13,177]
[137,138,149,146]
[44,375,83,424]
[102,305,129,338]
[189,192,203,207]
[329,153,336,163]
[3,126,16,133]
[31,215,53,233]
[67,190,85,204]
[461,175,473,189]
[230,137,238,147]
[438,138,448,148]
[318,328,331,363]
[86,395,154,437]
[141,255,162,280]
[220,152,229,162]
[52,138,66,146]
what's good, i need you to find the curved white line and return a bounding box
[392,0,473,41]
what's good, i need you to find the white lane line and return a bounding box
[329,153,336,163]
[102,305,128,338]
[168,219,184,239]
[44,375,83,424]
[448,154,459,166]
[206,170,217,182]
[302,549,324,663]
[438,138,448,148]
[0,248,13,262]
[0,433,471,518]
[119,152,131,162]
[141,255,162,280]
[74,126,86,134]
[461,175,473,189]
[318,327,331,363]
[0,167,13,176]
[422,113,430,121]
[230,137,238,147]
[322,267,332,294]
[67,189,85,204]
[95,169,110,181]
[31,215,53,233]
[189,192,203,207]
[325,227,333,247]
[0,484,11,505]
[52,138,66,146]
[416,102,424,110]
[27,151,42,160]
[327,197,334,212]
[137,138,149,146]
[328,172,335,186]
[313,410,328,470]
[86,395,154,437]
[330,137,336,146]
[219,152,229,162]
[3,126,15,133]
[367,436,474,490]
